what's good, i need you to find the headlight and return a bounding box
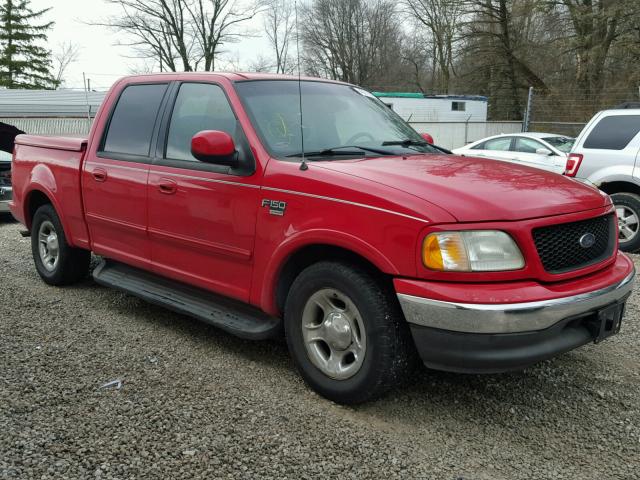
[423,231,524,272]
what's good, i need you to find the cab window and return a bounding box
[166,83,237,161]
[102,83,168,157]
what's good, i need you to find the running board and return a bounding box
[92,260,282,340]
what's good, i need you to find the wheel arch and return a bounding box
[261,233,400,317]
[23,187,74,246]
[598,180,640,197]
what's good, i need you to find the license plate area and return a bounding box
[587,302,625,343]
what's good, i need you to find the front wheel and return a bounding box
[284,261,416,404]
[612,193,640,253]
[31,204,90,285]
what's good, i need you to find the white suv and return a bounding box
[567,108,640,252]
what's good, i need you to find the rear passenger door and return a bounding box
[146,82,260,302]
[83,82,169,269]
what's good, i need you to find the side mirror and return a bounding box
[191,130,238,166]
[421,133,434,144]
[535,147,553,156]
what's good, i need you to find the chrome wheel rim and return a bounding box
[616,206,639,243]
[38,220,60,272]
[301,288,366,380]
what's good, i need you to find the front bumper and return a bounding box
[397,255,635,373]
[0,186,12,212]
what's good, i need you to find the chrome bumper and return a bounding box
[397,269,635,334]
[0,186,11,212]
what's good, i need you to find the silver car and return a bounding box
[567,109,640,252]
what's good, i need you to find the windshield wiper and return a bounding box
[381,139,453,154]
[381,139,429,147]
[286,145,394,158]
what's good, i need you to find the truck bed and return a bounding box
[15,134,88,152]
[11,134,91,248]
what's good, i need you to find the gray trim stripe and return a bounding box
[88,161,260,189]
[262,186,429,223]
[156,171,260,188]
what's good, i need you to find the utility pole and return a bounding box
[82,72,91,128]
[523,86,534,132]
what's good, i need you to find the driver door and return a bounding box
[146,82,260,302]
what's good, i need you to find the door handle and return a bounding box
[157,178,178,195]
[91,168,107,182]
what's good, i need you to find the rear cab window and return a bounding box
[583,115,640,150]
[101,83,168,158]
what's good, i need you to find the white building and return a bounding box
[0,89,106,117]
[0,89,107,135]
[373,92,488,122]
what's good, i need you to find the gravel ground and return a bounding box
[1,218,639,480]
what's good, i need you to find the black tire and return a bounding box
[284,261,417,404]
[31,204,90,285]
[611,192,640,253]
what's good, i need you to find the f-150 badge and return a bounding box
[262,199,286,216]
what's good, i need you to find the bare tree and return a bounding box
[263,0,295,74]
[401,33,433,93]
[402,0,464,93]
[301,0,403,87]
[98,0,194,71]
[248,53,274,72]
[555,0,630,97]
[186,0,263,71]
[97,0,261,72]
[457,0,548,119]
[52,42,80,87]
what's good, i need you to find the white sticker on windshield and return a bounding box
[352,87,376,99]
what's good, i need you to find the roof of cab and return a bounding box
[121,71,349,84]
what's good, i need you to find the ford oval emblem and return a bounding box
[579,233,596,248]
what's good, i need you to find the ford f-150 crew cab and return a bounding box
[10,73,636,404]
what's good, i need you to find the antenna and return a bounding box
[294,1,307,171]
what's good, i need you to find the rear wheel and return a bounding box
[612,193,640,253]
[31,204,90,285]
[284,261,416,404]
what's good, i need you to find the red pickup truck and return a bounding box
[10,73,635,404]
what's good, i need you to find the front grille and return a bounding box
[533,214,616,274]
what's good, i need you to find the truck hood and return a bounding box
[315,154,610,222]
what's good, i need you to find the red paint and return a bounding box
[421,133,434,144]
[8,73,632,319]
[191,130,236,159]
[395,252,633,305]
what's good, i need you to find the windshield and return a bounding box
[542,136,574,153]
[234,80,442,159]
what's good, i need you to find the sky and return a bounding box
[30,0,270,91]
